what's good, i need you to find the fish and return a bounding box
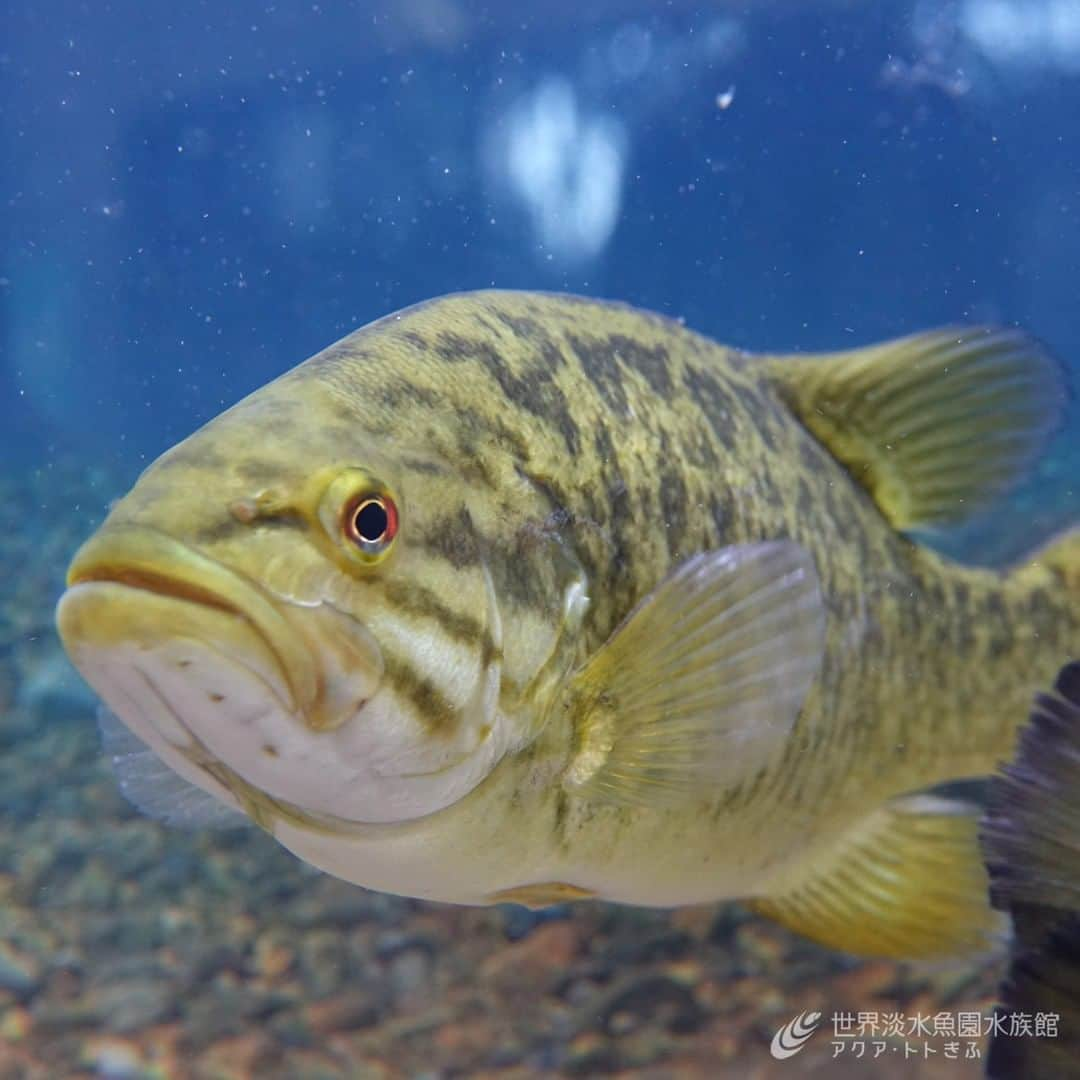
[55,289,1080,958]
[981,660,1080,1076]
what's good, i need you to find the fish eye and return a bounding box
[344,492,398,557]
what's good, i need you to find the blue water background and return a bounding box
[2,1,1079,557]
[2,6,1080,1074]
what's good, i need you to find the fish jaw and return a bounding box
[55,524,401,822]
[62,524,320,713]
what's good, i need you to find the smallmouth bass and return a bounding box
[56,291,1080,957]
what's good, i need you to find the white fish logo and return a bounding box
[770,1010,823,1059]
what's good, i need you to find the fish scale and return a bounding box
[57,289,1080,957]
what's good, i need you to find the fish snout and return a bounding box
[58,524,383,734]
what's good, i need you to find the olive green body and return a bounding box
[213,291,1078,905]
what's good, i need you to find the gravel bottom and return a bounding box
[0,464,1006,1078]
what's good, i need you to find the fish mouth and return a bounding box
[60,524,317,714]
[57,523,392,821]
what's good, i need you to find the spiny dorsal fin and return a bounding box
[750,794,1006,958]
[562,541,824,808]
[767,327,1067,530]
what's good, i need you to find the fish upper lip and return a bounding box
[65,524,318,713]
[69,563,245,615]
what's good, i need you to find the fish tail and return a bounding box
[980,661,1080,1076]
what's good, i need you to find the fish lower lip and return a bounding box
[63,524,317,712]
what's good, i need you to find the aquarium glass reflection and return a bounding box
[3,1,1080,1076]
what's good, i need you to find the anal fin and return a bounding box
[750,794,1007,958]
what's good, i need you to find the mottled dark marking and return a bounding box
[608,333,673,398]
[381,649,460,737]
[445,408,499,491]
[724,347,754,372]
[730,380,778,452]
[399,330,428,351]
[470,311,499,334]
[985,593,1013,658]
[795,476,814,525]
[192,518,244,545]
[479,634,500,670]
[952,580,970,611]
[1025,586,1058,646]
[580,484,604,531]
[592,421,617,467]
[433,331,492,366]
[516,468,569,528]
[372,378,440,410]
[984,591,1007,622]
[535,379,580,456]
[433,331,580,453]
[681,365,739,451]
[538,338,568,374]
[1028,586,1050,615]
[708,491,733,545]
[565,332,630,416]
[652,432,691,560]
[798,435,828,473]
[323,396,357,426]
[591,423,636,622]
[595,458,631,558]
[554,789,570,847]
[381,577,499,660]
[400,457,448,476]
[685,429,721,471]
[496,540,557,611]
[192,510,307,545]
[494,310,544,339]
[414,505,482,569]
[949,586,975,654]
[485,413,533,464]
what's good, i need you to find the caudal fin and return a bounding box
[981,660,1080,1076]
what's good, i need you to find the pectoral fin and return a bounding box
[98,706,250,830]
[562,541,824,807]
[751,794,1007,958]
[767,326,1066,530]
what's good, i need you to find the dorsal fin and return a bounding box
[766,327,1067,530]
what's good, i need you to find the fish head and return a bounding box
[56,363,580,827]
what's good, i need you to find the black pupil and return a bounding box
[354,500,388,544]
